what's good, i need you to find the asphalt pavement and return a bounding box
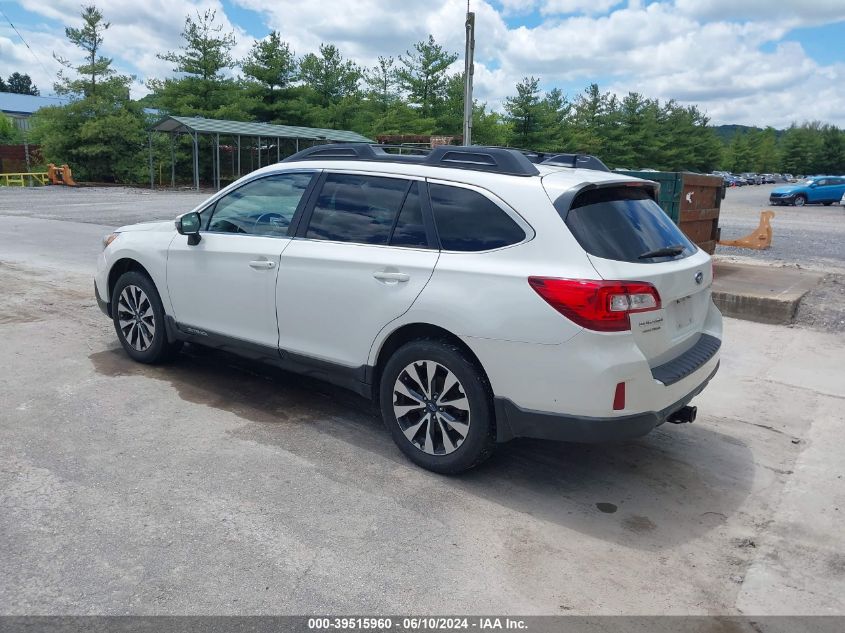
[1,189,844,615]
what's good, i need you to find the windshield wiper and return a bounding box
[638,245,685,259]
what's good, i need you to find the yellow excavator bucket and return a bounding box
[718,210,774,250]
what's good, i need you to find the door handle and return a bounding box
[249,260,276,270]
[373,271,410,283]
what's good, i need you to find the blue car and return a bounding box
[769,176,845,207]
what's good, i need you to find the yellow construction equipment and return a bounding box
[47,163,77,186]
[718,210,774,250]
[0,172,49,187]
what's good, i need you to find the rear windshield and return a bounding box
[557,187,696,263]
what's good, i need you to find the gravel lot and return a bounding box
[1,185,844,617]
[716,184,845,272]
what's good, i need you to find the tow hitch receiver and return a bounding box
[667,405,697,424]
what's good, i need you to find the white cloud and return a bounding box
[540,0,622,16]
[4,0,845,127]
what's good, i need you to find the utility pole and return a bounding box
[463,2,475,146]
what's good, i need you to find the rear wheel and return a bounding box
[379,340,495,474]
[112,271,182,364]
[793,195,807,207]
[823,201,833,206]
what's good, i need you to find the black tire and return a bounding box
[793,195,807,207]
[379,339,495,474]
[111,271,183,364]
[823,201,833,206]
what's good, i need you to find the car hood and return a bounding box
[771,185,801,194]
[115,220,175,233]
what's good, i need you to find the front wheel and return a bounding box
[823,202,833,206]
[379,340,496,474]
[793,195,807,207]
[112,271,182,364]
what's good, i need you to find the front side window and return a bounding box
[428,184,526,251]
[560,186,696,263]
[306,173,411,245]
[208,172,315,236]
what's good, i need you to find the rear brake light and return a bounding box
[528,277,661,332]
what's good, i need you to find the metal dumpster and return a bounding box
[618,171,724,254]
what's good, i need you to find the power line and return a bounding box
[0,6,54,80]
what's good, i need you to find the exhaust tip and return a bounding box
[667,405,697,425]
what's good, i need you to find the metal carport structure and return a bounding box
[149,116,373,191]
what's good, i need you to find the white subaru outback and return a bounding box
[95,145,722,473]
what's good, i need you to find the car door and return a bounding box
[830,177,845,202]
[167,171,317,347]
[809,178,828,203]
[276,171,439,369]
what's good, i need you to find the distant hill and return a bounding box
[712,124,785,143]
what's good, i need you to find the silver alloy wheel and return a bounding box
[794,196,806,207]
[117,285,156,352]
[393,360,471,456]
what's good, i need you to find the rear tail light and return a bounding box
[528,277,661,332]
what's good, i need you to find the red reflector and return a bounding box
[528,277,661,332]
[613,382,626,410]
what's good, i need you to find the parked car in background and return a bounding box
[769,176,845,206]
[783,173,796,182]
[741,173,762,185]
[723,175,743,187]
[760,174,776,184]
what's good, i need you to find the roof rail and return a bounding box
[537,153,610,172]
[282,143,541,177]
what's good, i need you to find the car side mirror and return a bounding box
[176,211,202,245]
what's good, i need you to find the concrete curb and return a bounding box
[712,262,823,325]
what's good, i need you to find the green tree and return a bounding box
[6,72,39,95]
[0,113,20,143]
[435,72,466,136]
[817,125,845,174]
[299,44,361,106]
[149,10,239,117]
[364,56,399,112]
[30,4,147,182]
[569,84,611,156]
[504,76,543,148]
[752,127,779,173]
[397,35,458,118]
[536,87,571,151]
[242,31,297,95]
[779,123,823,175]
[603,93,659,168]
[54,5,120,98]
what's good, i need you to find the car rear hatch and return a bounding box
[543,176,714,366]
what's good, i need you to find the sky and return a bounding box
[2,0,845,128]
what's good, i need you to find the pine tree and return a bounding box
[299,44,361,106]
[504,76,543,148]
[242,31,297,96]
[396,35,458,118]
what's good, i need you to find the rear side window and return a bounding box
[429,184,525,251]
[559,187,696,263]
[390,183,429,247]
[306,173,409,245]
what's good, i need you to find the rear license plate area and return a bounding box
[674,296,694,331]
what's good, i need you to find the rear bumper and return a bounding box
[495,362,719,443]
